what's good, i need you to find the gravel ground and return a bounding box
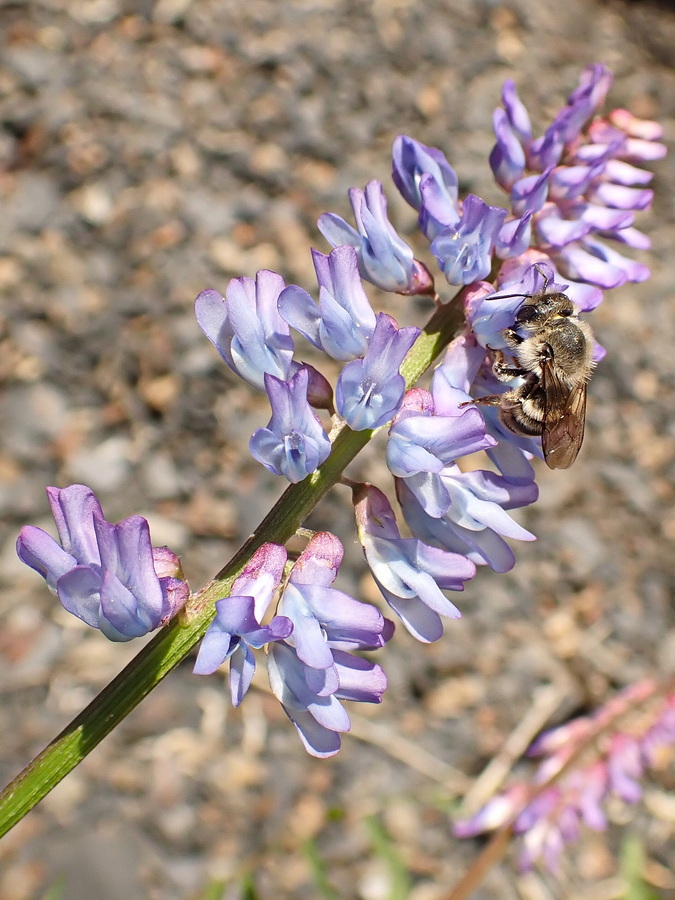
[0,1,674,899]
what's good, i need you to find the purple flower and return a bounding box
[465,259,597,351]
[490,106,526,190]
[318,180,434,295]
[495,211,533,259]
[268,532,390,757]
[397,469,537,574]
[354,484,474,643]
[17,485,188,641]
[386,388,496,518]
[195,270,293,391]
[193,544,292,706]
[510,170,552,217]
[555,237,650,288]
[454,681,675,873]
[430,195,508,285]
[278,245,376,361]
[484,65,662,300]
[280,532,390,669]
[392,135,460,240]
[336,313,420,431]
[607,734,643,804]
[501,80,532,143]
[249,367,331,483]
[268,641,387,758]
[558,63,613,144]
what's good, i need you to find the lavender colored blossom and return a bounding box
[278,245,376,361]
[280,532,391,670]
[268,532,389,757]
[249,367,331,483]
[397,469,537,574]
[490,106,527,190]
[487,64,664,290]
[354,484,474,643]
[17,484,188,641]
[501,80,532,143]
[318,179,434,295]
[193,543,292,706]
[465,259,600,353]
[430,195,508,286]
[195,269,293,391]
[392,135,460,240]
[268,640,387,758]
[455,681,675,873]
[386,388,496,518]
[336,312,419,430]
[394,306,541,555]
[495,211,533,259]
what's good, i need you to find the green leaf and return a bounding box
[303,839,340,900]
[365,816,412,900]
[620,833,662,900]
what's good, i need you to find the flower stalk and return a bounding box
[0,291,464,838]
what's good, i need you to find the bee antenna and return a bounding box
[533,262,551,293]
[486,291,532,301]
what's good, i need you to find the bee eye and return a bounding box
[559,308,573,317]
[515,306,536,323]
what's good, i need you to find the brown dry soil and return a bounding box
[1,2,675,899]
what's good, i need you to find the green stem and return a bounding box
[0,295,464,838]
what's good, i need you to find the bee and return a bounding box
[472,269,595,469]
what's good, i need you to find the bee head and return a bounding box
[515,291,576,327]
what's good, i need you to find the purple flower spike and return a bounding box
[318,180,434,295]
[17,485,188,641]
[354,484,474,643]
[278,245,376,361]
[336,313,420,431]
[195,270,293,391]
[431,195,508,285]
[280,532,390,670]
[250,367,331,483]
[392,135,460,240]
[194,543,291,706]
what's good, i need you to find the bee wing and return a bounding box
[540,357,587,470]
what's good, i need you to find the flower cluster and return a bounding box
[17,65,663,756]
[454,681,675,873]
[17,485,189,641]
[195,534,390,756]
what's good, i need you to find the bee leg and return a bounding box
[492,350,527,382]
[458,394,502,409]
[503,328,524,346]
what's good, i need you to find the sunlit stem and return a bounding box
[0,290,466,838]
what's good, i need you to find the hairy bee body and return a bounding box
[482,286,595,469]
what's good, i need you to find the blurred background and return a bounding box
[0,1,674,898]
